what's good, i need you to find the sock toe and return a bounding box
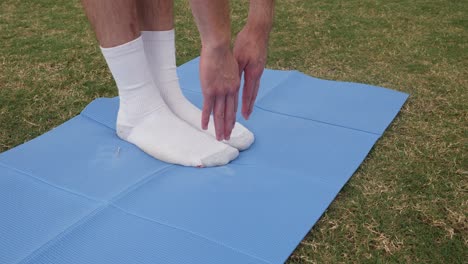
[225,129,255,151]
[200,145,239,167]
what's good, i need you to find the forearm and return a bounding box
[246,0,275,38]
[233,1,274,119]
[189,0,231,50]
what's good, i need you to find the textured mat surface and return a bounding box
[0,57,408,264]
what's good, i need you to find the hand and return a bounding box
[233,25,269,120]
[199,46,240,141]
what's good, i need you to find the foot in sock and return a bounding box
[101,36,238,167]
[122,105,239,167]
[142,30,255,151]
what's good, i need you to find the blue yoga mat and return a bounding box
[0,57,408,264]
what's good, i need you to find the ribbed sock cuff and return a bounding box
[100,36,144,58]
[141,29,175,41]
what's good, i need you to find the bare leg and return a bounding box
[81,0,139,48]
[137,0,174,31]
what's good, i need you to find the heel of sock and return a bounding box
[116,124,132,140]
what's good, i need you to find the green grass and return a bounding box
[1,0,466,263]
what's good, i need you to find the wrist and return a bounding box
[201,35,231,52]
[245,16,273,41]
[242,23,271,44]
[202,41,231,54]
[201,39,232,59]
[246,17,272,33]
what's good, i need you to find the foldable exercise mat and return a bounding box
[0,57,408,264]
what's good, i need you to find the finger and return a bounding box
[224,94,236,140]
[213,95,225,141]
[234,88,239,114]
[241,71,255,120]
[201,95,214,130]
[248,78,261,117]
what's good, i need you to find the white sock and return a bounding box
[100,37,238,167]
[141,30,255,151]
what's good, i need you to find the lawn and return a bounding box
[0,0,466,263]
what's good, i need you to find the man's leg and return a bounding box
[137,0,254,150]
[81,0,139,48]
[81,0,238,167]
[137,0,174,31]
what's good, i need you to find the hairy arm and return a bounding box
[246,0,275,36]
[189,0,240,140]
[234,0,275,119]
